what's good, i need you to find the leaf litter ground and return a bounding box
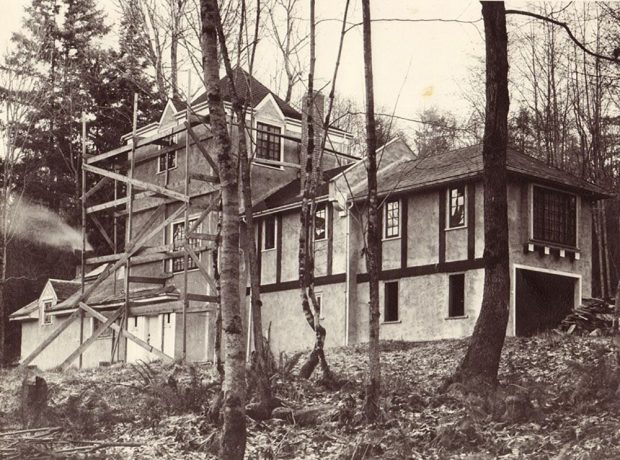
[0,334,618,459]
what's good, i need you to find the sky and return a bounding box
[0,0,536,130]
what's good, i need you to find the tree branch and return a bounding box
[505,9,620,63]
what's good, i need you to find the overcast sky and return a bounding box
[1,1,560,127]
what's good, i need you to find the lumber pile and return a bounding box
[0,427,140,459]
[558,298,615,336]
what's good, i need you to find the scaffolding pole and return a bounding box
[79,115,87,369]
[182,73,191,361]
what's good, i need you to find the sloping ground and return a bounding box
[1,335,619,459]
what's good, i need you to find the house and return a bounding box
[10,68,356,369]
[10,68,611,369]
[253,141,611,354]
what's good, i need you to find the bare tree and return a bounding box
[360,0,381,421]
[450,0,511,386]
[200,0,245,456]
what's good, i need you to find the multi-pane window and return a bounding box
[448,186,466,228]
[384,281,399,322]
[263,215,276,250]
[384,199,400,238]
[314,205,327,240]
[448,274,465,317]
[171,219,200,273]
[533,186,577,247]
[157,135,178,173]
[42,301,53,325]
[256,122,281,162]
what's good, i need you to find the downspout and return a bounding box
[344,201,353,346]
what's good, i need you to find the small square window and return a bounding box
[449,274,465,317]
[448,186,466,228]
[384,199,400,238]
[263,216,276,250]
[315,205,327,240]
[384,281,399,322]
[158,151,177,173]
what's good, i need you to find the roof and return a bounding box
[192,67,302,120]
[49,280,81,302]
[364,144,611,199]
[253,164,352,212]
[9,299,39,321]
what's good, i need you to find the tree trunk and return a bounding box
[360,0,381,421]
[200,0,245,457]
[450,1,510,386]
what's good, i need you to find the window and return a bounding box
[314,205,327,240]
[133,316,138,328]
[263,216,276,250]
[384,282,399,322]
[449,274,465,317]
[158,151,177,173]
[91,317,113,338]
[448,186,466,228]
[42,301,53,325]
[532,186,577,247]
[256,122,281,162]
[384,199,400,238]
[164,313,172,326]
[170,218,200,273]
[157,135,178,173]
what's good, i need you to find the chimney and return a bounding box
[300,91,325,190]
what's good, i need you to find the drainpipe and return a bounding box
[344,201,353,346]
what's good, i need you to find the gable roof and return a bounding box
[359,144,611,199]
[49,280,81,302]
[192,67,302,120]
[9,299,39,321]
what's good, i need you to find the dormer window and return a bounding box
[256,122,282,163]
[532,186,577,247]
[42,301,53,325]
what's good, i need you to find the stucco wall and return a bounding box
[260,282,346,355]
[407,192,440,266]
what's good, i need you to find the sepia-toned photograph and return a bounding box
[0,0,619,458]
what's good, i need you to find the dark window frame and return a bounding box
[157,135,178,173]
[448,273,466,318]
[255,121,282,164]
[384,281,399,322]
[447,185,466,229]
[42,301,53,325]
[263,215,277,250]
[532,185,577,248]
[384,199,400,238]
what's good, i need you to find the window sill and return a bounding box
[156,166,178,175]
[382,320,401,325]
[262,247,276,253]
[314,238,327,243]
[382,235,401,242]
[444,315,469,320]
[253,160,283,170]
[527,240,579,252]
[445,225,467,232]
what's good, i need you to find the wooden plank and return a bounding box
[185,122,219,173]
[59,308,123,370]
[253,157,301,169]
[89,214,115,251]
[126,204,166,248]
[188,195,220,235]
[128,275,171,284]
[129,302,216,316]
[21,205,186,366]
[82,176,111,200]
[184,243,217,291]
[187,232,217,241]
[83,163,189,203]
[189,172,219,183]
[87,197,128,214]
[186,293,219,303]
[78,303,173,362]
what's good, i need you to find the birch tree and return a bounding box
[200,0,245,456]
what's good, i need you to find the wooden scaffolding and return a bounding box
[21,93,221,369]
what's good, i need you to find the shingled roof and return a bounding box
[356,144,610,199]
[192,67,302,120]
[49,280,81,302]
